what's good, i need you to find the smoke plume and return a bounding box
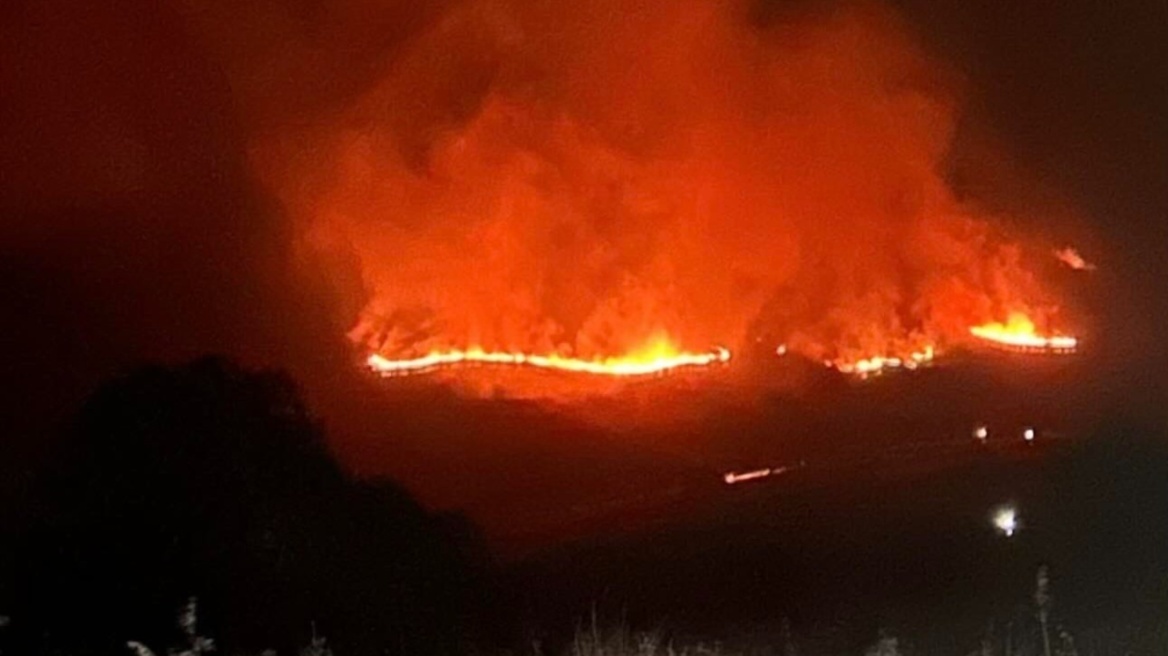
[248,0,1064,372]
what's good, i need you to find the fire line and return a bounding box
[969,313,1078,352]
[367,346,731,378]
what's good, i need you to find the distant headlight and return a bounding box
[992,505,1019,537]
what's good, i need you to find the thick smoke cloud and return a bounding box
[0,0,1083,422]
[250,0,1066,370]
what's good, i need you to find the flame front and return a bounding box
[367,337,730,378]
[970,313,1078,352]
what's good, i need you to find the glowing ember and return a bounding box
[970,313,1077,352]
[1054,247,1096,271]
[828,346,936,378]
[992,505,1019,537]
[367,341,731,378]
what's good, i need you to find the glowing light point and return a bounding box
[1023,427,1035,442]
[974,425,988,441]
[723,468,772,485]
[776,344,788,356]
[993,506,1019,537]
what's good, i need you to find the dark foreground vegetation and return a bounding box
[2,358,487,656]
[1,358,1166,655]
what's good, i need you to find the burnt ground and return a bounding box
[455,350,1168,654]
[503,436,1168,654]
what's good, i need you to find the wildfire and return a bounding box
[242,0,1092,399]
[969,313,1077,352]
[366,340,731,378]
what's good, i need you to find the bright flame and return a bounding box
[366,338,731,378]
[992,505,1019,537]
[970,313,1077,352]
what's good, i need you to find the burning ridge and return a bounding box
[367,344,731,378]
[246,0,1088,389]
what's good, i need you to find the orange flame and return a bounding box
[969,313,1077,352]
[367,337,730,378]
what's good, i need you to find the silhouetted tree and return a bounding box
[13,357,484,655]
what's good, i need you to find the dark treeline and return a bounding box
[4,357,494,656]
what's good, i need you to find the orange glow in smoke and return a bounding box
[245,0,1088,392]
[1054,247,1096,271]
[969,313,1078,352]
[367,338,730,378]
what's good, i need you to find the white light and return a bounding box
[776,344,788,356]
[974,425,988,441]
[723,468,771,485]
[993,506,1019,537]
[1023,428,1035,442]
